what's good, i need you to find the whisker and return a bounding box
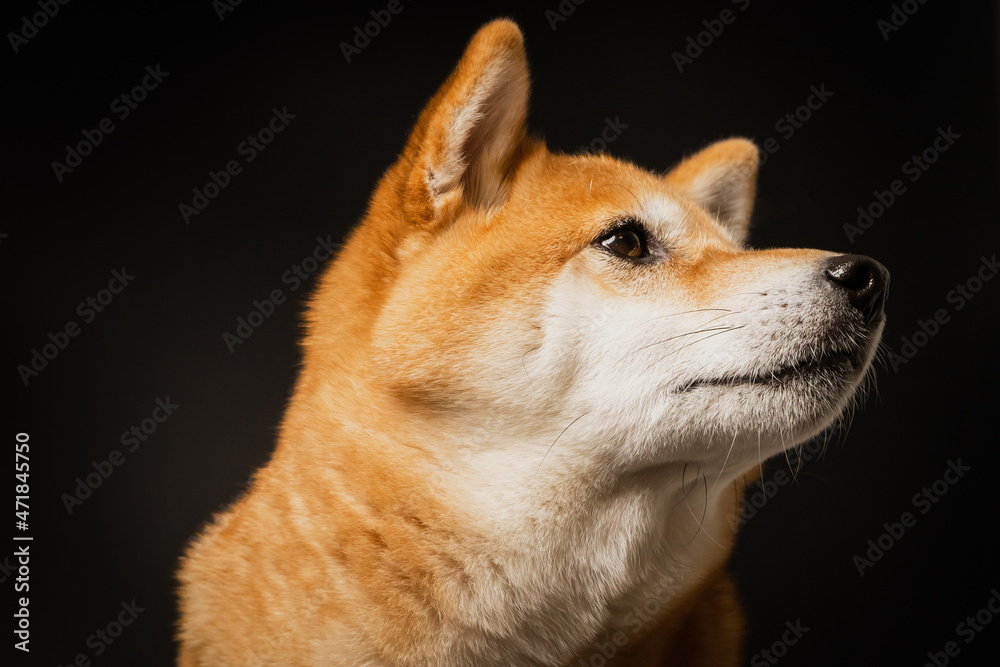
[685,473,724,548]
[671,326,746,354]
[710,430,738,494]
[592,181,643,209]
[640,308,737,324]
[781,433,797,483]
[756,432,764,481]
[530,412,590,488]
[590,308,742,335]
[621,325,743,362]
[520,346,539,386]
[668,462,701,512]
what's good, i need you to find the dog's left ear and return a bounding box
[399,19,529,220]
[664,138,759,243]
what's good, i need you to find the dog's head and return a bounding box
[306,20,887,487]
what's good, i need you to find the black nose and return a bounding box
[824,254,889,324]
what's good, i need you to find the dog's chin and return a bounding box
[669,337,877,448]
[677,348,866,393]
[673,314,882,397]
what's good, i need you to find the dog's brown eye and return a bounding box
[597,225,648,259]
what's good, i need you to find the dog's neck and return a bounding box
[283,387,742,665]
[451,440,739,644]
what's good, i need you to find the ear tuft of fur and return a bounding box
[665,138,759,243]
[402,19,530,217]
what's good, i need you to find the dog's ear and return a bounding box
[398,20,529,221]
[664,138,759,243]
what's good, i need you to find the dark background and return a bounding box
[5,0,999,665]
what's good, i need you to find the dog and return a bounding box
[177,19,888,666]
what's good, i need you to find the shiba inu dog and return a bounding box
[177,19,888,666]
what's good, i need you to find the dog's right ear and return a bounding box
[397,20,530,222]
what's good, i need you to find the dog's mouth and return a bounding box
[675,347,866,393]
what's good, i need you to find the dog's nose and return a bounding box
[823,254,889,324]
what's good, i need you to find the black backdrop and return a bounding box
[5,1,999,665]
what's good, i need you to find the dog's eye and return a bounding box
[596,225,648,259]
